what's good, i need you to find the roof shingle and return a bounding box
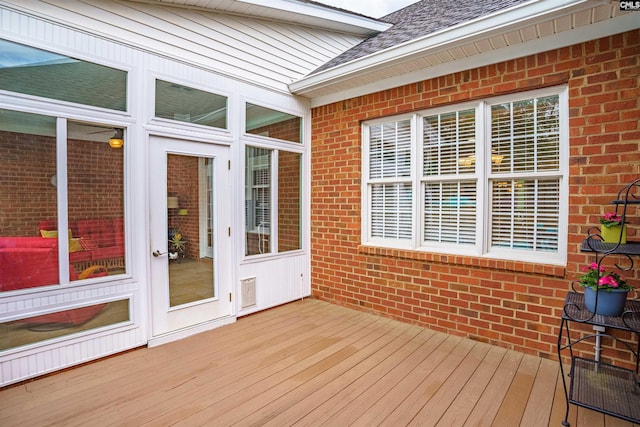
[312,0,530,74]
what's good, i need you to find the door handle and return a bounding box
[152,250,167,257]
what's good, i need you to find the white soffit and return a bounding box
[290,0,640,107]
[130,0,390,35]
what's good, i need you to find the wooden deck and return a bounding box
[1,298,638,426]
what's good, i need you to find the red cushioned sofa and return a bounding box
[0,237,73,291]
[0,236,107,326]
[38,218,124,264]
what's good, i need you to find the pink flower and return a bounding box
[602,212,622,222]
[598,275,619,288]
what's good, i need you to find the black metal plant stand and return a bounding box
[557,178,640,426]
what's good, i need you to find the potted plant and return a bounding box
[577,262,633,316]
[599,211,626,243]
[169,232,186,259]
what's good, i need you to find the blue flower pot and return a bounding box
[584,286,628,316]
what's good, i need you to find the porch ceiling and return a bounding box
[0,299,607,425]
[290,0,640,107]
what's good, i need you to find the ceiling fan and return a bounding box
[76,123,125,148]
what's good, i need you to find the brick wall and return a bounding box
[0,132,57,236]
[0,132,123,237]
[310,30,640,365]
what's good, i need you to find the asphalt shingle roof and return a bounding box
[312,0,530,74]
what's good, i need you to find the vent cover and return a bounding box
[241,277,257,308]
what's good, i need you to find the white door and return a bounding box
[149,136,233,344]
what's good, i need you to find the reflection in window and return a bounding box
[155,80,227,129]
[246,103,302,143]
[0,299,130,351]
[0,39,127,111]
[278,151,302,252]
[246,147,272,255]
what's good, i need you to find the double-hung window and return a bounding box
[366,120,414,244]
[362,87,568,264]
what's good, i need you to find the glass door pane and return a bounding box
[167,153,214,307]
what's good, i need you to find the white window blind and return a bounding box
[424,181,477,244]
[490,95,560,252]
[423,109,476,176]
[371,183,413,239]
[369,121,412,179]
[368,120,412,240]
[423,109,476,245]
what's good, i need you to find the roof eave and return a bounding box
[131,0,391,36]
[289,0,609,97]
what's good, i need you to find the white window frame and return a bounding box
[362,115,418,250]
[361,86,569,265]
[419,101,482,256]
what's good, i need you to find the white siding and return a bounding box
[238,254,309,316]
[3,0,364,93]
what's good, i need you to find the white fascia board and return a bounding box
[241,0,391,32]
[307,11,640,108]
[289,0,603,94]
[143,0,391,35]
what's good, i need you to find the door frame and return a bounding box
[147,135,235,347]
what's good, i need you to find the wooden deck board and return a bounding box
[491,353,541,425]
[463,349,523,426]
[434,345,508,426]
[520,358,561,426]
[407,341,493,426]
[1,298,638,427]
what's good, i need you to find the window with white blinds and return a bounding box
[423,109,477,245]
[362,87,567,263]
[368,120,413,240]
[490,95,561,252]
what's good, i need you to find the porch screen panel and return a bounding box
[368,120,412,240]
[0,299,129,351]
[155,80,227,129]
[67,122,125,277]
[422,109,476,245]
[490,94,560,252]
[0,39,126,111]
[278,151,302,253]
[246,104,301,144]
[245,147,272,255]
[0,110,58,292]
